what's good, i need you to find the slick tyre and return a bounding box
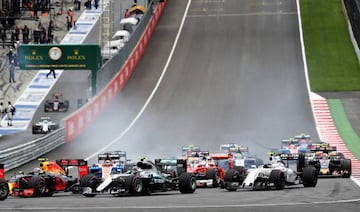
[80,174,99,190]
[28,176,47,196]
[341,159,351,178]
[205,168,220,188]
[233,166,245,183]
[302,167,318,187]
[269,170,285,190]
[0,181,9,201]
[223,169,240,191]
[179,172,196,194]
[124,175,143,195]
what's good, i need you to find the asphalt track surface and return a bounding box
[1,0,360,211]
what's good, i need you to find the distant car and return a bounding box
[32,117,59,134]
[44,93,69,112]
[112,30,130,42]
[101,40,125,61]
[306,144,351,178]
[89,151,132,180]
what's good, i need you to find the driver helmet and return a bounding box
[103,160,112,166]
[33,167,41,175]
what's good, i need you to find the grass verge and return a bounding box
[300,0,360,91]
[328,99,360,159]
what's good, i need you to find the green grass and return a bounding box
[300,0,360,91]
[328,99,360,159]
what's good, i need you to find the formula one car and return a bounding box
[32,116,59,134]
[181,144,201,157]
[306,144,351,178]
[185,153,224,188]
[0,164,9,201]
[222,153,318,191]
[44,92,69,112]
[218,143,263,171]
[220,143,249,155]
[80,158,196,197]
[8,159,88,197]
[89,151,132,179]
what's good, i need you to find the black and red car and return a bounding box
[8,159,88,197]
[44,93,70,112]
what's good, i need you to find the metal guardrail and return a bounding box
[0,128,65,172]
[0,0,161,172]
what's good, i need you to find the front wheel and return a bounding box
[28,176,47,196]
[179,173,196,193]
[0,181,9,201]
[302,167,318,187]
[124,175,143,195]
[341,159,351,178]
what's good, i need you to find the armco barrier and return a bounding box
[65,1,167,142]
[0,0,165,172]
[343,0,360,48]
[0,128,65,172]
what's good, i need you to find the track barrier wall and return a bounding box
[0,0,166,171]
[65,1,167,142]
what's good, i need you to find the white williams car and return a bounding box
[222,153,318,191]
[32,117,59,134]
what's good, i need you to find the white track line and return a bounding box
[1,198,359,210]
[84,0,193,161]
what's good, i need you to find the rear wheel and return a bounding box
[179,173,196,193]
[0,181,9,201]
[269,170,285,190]
[205,168,220,188]
[233,166,245,183]
[302,167,318,187]
[80,174,99,190]
[341,159,351,178]
[223,169,240,191]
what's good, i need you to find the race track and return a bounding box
[2,0,359,211]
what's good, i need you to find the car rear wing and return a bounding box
[276,153,306,172]
[56,159,89,178]
[309,144,336,152]
[155,159,187,170]
[181,145,201,156]
[0,164,4,180]
[294,134,311,140]
[98,151,127,163]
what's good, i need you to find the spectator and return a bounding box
[66,16,71,30]
[33,1,39,19]
[67,9,74,26]
[6,101,15,127]
[0,102,4,127]
[74,0,81,11]
[46,68,56,78]
[22,25,29,44]
[94,0,99,9]
[1,29,6,48]
[11,31,16,44]
[6,48,13,62]
[85,0,92,10]
[15,27,20,41]
[9,59,16,83]
[124,9,130,18]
